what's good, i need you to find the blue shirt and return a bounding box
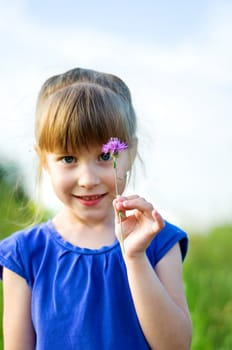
[0,220,188,349]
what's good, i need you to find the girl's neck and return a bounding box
[52,208,116,249]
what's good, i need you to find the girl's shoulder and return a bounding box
[146,220,188,266]
[0,221,56,284]
[0,220,53,251]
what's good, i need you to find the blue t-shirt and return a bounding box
[0,220,188,349]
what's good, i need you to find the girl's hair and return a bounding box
[35,67,137,158]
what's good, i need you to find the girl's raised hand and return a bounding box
[113,195,165,258]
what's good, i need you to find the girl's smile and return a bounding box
[72,193,107,207]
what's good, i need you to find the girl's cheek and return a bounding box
[52,172,73,186]
[117,165,128,181]
[118,175,127,194]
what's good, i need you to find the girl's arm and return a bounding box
[114,196,192,350]
[125,244,192,350]
[2,268,35,350]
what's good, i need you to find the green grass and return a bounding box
[0,163,232,349]
[184,226,232,349]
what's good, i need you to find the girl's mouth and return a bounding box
[72,194,106,206]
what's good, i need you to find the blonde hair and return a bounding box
[35,68,137,156]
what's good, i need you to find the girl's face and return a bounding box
[44,145,130,225]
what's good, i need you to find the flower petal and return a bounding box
[102,137,128,155]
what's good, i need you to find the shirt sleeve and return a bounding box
[0,233,27,281]
[146,221,188,266]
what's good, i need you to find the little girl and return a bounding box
[0,68,192,349]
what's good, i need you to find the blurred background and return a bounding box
[0,1,232,349]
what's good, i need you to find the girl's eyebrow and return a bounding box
[51,151,74,157]
[53,148,77,154]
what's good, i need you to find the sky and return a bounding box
[0,0,231,232]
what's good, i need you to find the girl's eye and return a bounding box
[99,152,112,162]
[62,156,76,164]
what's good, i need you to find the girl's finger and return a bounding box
[121,197,154,214]
[152,209,165,231]
[112,198,127,223]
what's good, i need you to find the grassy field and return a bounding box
[184,226,232,350]
[0,163,232,349]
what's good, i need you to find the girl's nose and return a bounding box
[77,164,100,188]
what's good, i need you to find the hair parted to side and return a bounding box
[35,67,137,158]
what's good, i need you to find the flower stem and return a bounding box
[113,157,125,253]
[113,158,119,196]
[119,212,125,254]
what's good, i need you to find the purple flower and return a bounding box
[102,137,128,253]
[102,137,128,155]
